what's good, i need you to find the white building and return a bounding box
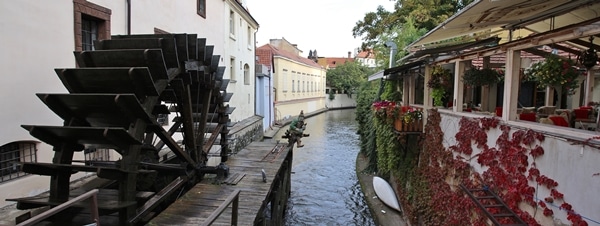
[0,0,258,208]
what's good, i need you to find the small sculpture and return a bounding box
[283,110,310,148]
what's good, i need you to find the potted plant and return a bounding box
[427,65,453,106]
[394,106,423,132]
[462,67,501,87]
[525,54,581,95]
[372,100,397,120]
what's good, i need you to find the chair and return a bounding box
[519,112,537,122]
[574,108,597,130]
[573,108,593,122]
[537,106,556,117]
[548,115,569,127]
[495,107,502,117]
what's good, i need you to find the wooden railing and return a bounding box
[200,189,240,226]
[17,189,100,226]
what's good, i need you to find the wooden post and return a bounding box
[503,49,522,121]
[584,69,595,106]
[454,62,467,112]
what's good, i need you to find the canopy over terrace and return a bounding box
[384,0,600,126]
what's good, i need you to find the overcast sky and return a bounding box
[246,0,395,58]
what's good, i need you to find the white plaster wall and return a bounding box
[326,93,357,109]
[127,0,257,123]
[439,111,600,225]
[0,1,73,143]
[0,1,81,207]
[224,0,257,123]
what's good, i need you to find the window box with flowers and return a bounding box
[372,101,423,132]
[393,106,423,132]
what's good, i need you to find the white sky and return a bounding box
[246,0,395,58]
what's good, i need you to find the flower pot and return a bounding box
[394,118,423,132]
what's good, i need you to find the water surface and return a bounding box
[272,109,375,226]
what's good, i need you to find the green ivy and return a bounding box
[356,81,379,172]
[431,88,446,107]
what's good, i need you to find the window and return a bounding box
[247,26,252,46]
[297,80,300,93]
[282,69,288,92]
[84,148,110,165]
[292,80,295,92]
[81,17,98,51]
[229,10,235,36]
[74,0,110,52]
[1,142,37,183]
[197,0,206,18]
[244,64,250,85]
[230,58,236,81]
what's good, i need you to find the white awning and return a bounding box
[407,0,600,51]
[367,70,384,81]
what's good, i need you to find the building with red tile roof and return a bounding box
[256,38,327,121]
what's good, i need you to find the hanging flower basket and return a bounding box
[462,67,502,87]
[428,65,453,106]
[524,54,581,95]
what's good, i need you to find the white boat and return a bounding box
[372,176,401,212]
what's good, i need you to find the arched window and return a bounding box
[0,141,37,183]
[244,64,250,85]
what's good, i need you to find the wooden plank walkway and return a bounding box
[148,141,292,226]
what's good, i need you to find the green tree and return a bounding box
[327,61,374,97]
[352,0,474,49]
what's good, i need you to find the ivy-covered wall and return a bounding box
[357,88,599,225]
[431,111,598,225]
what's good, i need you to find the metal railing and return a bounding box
[17,189,100,226]
[200,189,240,226]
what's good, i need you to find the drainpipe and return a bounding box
[376,42,397,101]
[126,0,131,35]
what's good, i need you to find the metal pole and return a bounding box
[376,42,398,101]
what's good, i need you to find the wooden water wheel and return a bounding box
[7,34,233,225]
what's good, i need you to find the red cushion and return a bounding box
[495,107,502,117]
[580,106,593,110]
[573,109,589,119]
[548,116,569,127]
[519,113,536,122]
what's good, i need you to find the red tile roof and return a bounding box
[256,44,322,69]
[322,57,354,69]
[356,49,375,59]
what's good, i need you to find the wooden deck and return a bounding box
[148,141,292,226]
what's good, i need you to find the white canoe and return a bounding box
[372,176,401,212]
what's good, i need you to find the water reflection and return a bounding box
[273,109,375,226]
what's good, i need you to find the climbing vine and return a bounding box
[392,109,589,225]
[356,81,379,172]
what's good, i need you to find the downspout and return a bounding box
[126,0,131,35]
[254,28,258,116]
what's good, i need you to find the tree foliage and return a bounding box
[326,61,374,96]
[352,0,475,50]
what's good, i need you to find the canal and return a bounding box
[271,109,375,226]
